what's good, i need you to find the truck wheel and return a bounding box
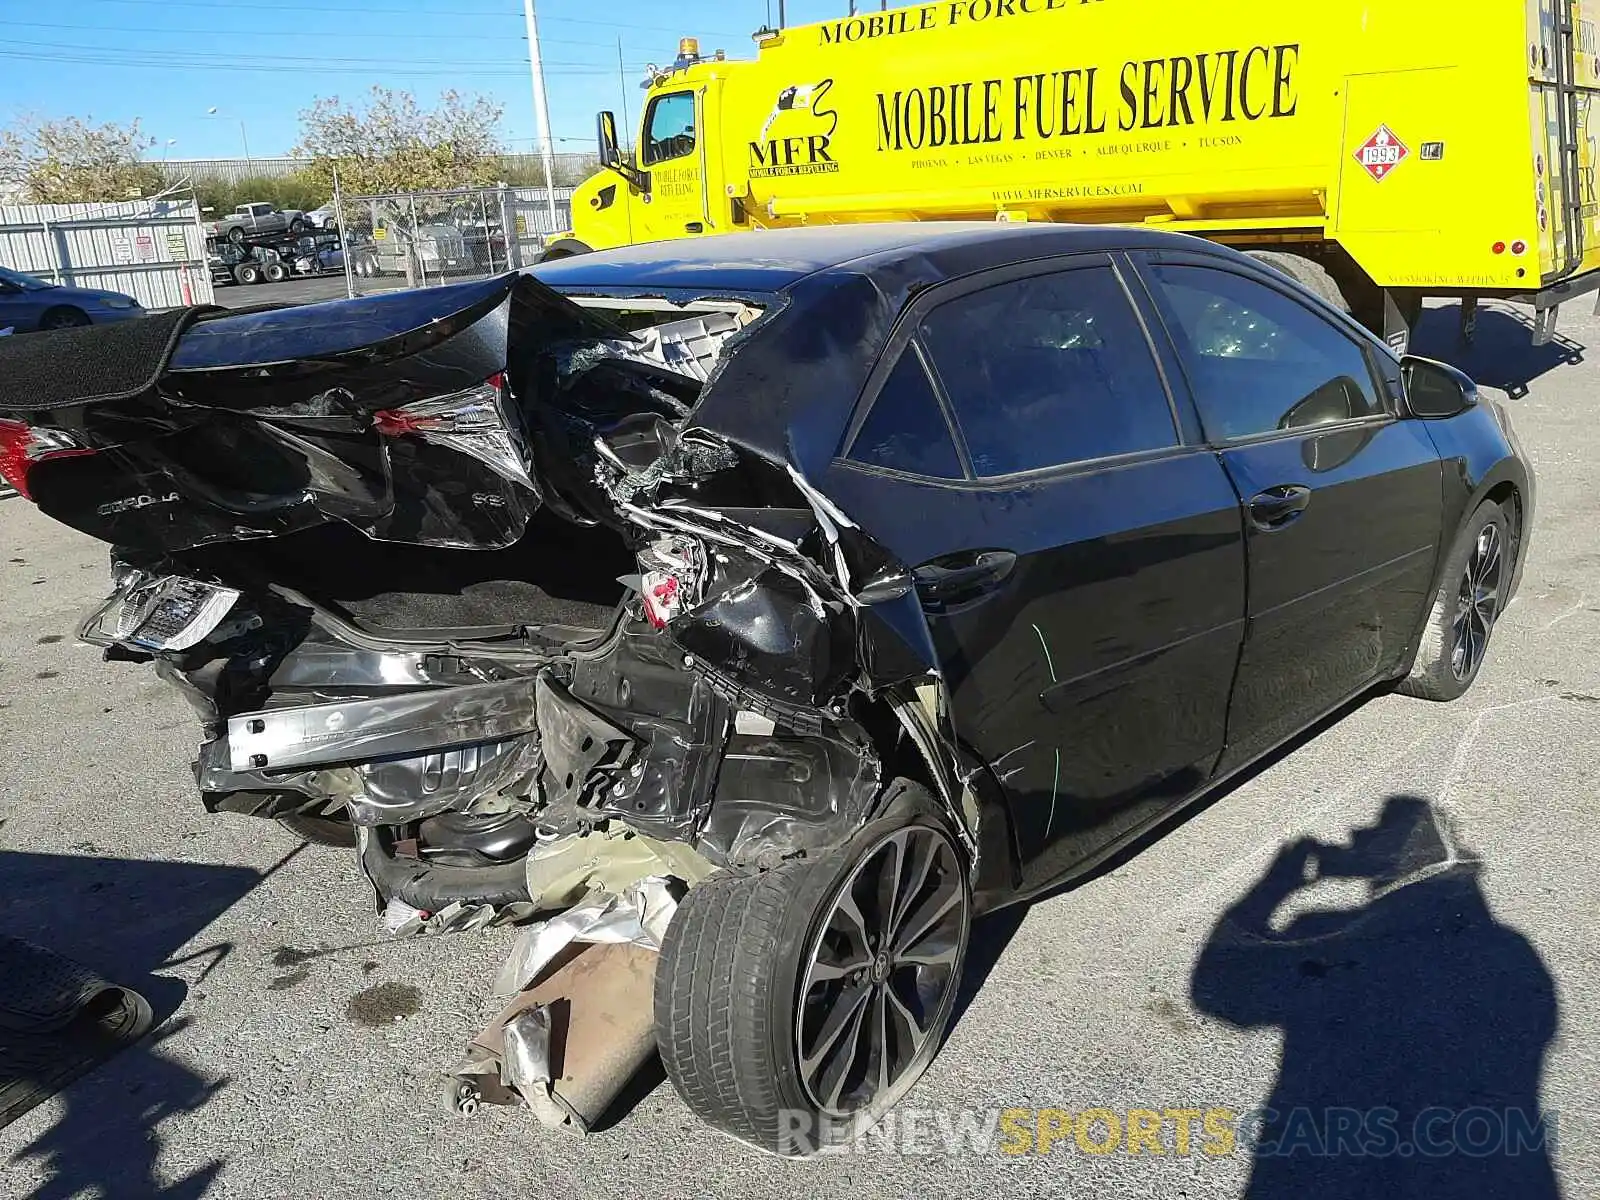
[1246,251,1351,314]
[235,263,263,285]
[1398,501,1510,702]
[263,261,288,283]
[289,218,306,234]
[655,796,971,1156]
[227,226,246,246]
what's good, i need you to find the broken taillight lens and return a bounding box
[638,536,704,629]
[0,419,94,501]
[371,373,533,489]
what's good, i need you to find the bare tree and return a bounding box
[0,115,165,203]
[294,88,507,197]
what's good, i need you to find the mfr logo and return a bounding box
[749,79,842,178]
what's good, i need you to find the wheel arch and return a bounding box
[1401,453,1531,672]
[538,237,592,263]
[875,687,1021,911]
[38,304,88,328]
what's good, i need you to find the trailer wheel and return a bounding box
[263,261,288,283]
[235,262,264,285]
[1246,251,1351,315]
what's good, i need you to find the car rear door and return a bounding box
[1130,251,1444,773]
[818,255,1247,890]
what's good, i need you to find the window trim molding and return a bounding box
[832,438,1211,492]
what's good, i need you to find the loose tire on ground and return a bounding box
[1399,501,1511,702]
[1246,250,1352,314]
[655,789,971,1156]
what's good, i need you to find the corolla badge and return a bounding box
[97,492,180,517]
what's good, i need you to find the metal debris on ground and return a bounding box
[446,878,680,1133]
[381,897,540,938]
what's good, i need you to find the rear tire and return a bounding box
[289,218,306,234]
[655,794,971,1156]
[235,262,263,285]
[227,226,246,246]
[277,812,357,848]
[1399,501,1510,701]
[1246,250,1351,314]
[263,261,288,283]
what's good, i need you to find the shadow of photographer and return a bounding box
[1191,795,1560,1199]
[1,847,273,1199]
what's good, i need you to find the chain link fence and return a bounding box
[332,185,575,297]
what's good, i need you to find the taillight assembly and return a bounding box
[371,373,533,489]
[638,536,704,629]
[0,419,94,501]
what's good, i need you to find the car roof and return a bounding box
[529,222,1211,294]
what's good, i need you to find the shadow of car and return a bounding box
[0,266,143,334]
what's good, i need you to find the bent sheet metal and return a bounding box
[447,878,679,1132]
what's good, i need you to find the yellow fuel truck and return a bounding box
[550,0,1600,349]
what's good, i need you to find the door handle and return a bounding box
[914,549,1017,608]
[1248,485,1312,531]
[685,222,705,233]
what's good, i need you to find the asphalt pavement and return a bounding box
[209,273,406,309]
[0,300,1597,1198]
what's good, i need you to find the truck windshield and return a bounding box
[643,92,696,165]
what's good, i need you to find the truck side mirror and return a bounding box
[596,110,647,193]
[597,111,623,171]
[1402,355,1478,419]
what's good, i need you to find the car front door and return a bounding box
[1132,252,1444,773]
[635,90,710,243]
[819,256,1247,890]
[0,272,52,333]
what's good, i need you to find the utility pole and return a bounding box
[617,37,631,143]
[521,0,560,233]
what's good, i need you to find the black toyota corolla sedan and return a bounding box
[0,223,1533,1153]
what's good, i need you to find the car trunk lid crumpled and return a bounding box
[0,271,936,838]
[0,268,961,1133]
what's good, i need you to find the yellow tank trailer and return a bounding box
[551,0,1600,349]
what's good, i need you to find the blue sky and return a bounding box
[0,0,862,160]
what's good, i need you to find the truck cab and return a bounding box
[548,41,733,258]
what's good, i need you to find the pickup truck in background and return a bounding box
[206,203,309,244]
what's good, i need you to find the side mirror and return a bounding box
[596,110,648,193]
[597,110,623,171]
[1402,356,1478,419]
